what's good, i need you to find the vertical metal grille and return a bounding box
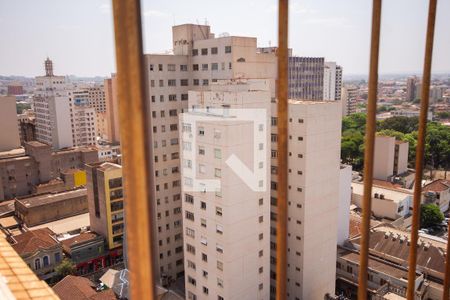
[110,0,441,299]
[276,0,289,299]
[112,0,156,299]
[407,0,438,299]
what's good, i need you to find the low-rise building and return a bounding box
[351,182,413,220]
[422,179,450,213]
[53,275,117,300]
[0,141,97,200]
[15,188,88,227]
[374,135,409,181]
[10,228,63,280]
[59,232,108,275]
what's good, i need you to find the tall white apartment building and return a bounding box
[71,89,97,146]
[323,62,343,101]
[180,79,271,300]
[341,85,358,116]
[269,100,342,299]
[144,24,276,284]
[34,58,73,149]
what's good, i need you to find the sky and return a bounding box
[0,0,449,77]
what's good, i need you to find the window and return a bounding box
[201,218,207,227]
[185,211,195,221]
[216,207,223,216]
[192,49,198,56]
[193,64,199,71]
[215,168,221,178]
[217,261,223,271]
[181,79,188,86]
[229,62,232,69]
[181,93,188,101]
[214,149,222,159]
[149,64,154,71]
[201,48,208,55]
[34,258,41,270]
[203,286,209,295]
[202,253,208,262]
[180,64,188,71]
[201,201,206,210]
[168,79,176,86]
[168,64,176,71]
[198,146,205,155]
[158,64,163,71]
[216,224,223,234]
[198,127,205,136]
[54,252,61,263]
[43,256,50,267]
[193,79,199,86]
[187,260,196,270]
[159,80,164,87]
[203,79,209,86]
[217,278,223,288]
[186,244,196,254]
[212,63,218,70]
[211,47,218,54]
[188,276,197,286]
[202,64,208,71]
[169,109,177,116]
[225,46,232,53]
[186,227,195,238]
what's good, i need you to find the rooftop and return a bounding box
[11,228,59,256]
[28,212,90,234]
[352,182,412,203]
[16,188,87,208]
[423,179,450,192]
[60,232,101,248]
[53,275,116,300]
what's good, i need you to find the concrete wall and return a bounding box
[0,96,21,152]
[337,165,352,246]
[395,142,409,175]
[374,136,395,180]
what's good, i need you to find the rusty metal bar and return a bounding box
[445,223,450,300]
[407,0,437,299]
[276,0,288,299]
[357,0,382,299]
[112,0,156,299]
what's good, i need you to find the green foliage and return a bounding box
[377,106,395,113]
[16,103,31,114]
[340,114,450,171]
[55,259,76,279]
[436,111,450,119]
[420,203,444,228]
[378,116,419,134]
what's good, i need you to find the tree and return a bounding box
[55,259,76,279]
[420,203,444,228]
[16,103,31,114]
[376,129,405,141]
[378,116,419,134]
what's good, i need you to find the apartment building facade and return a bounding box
[341,85,358,116]
[34,58,73,149]
[180,79,271,300]
[323,62,343,101]
[288,57,324,100]
[269,100,342,299]
[71,89,97,146]
[143,24,276,284]
[86,162,124,251]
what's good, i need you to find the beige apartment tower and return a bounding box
[144,24,276,284]
[373,135,409,181]
[0,96,21,152]
[180,79,271,300]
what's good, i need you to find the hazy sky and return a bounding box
[0,0,449,77]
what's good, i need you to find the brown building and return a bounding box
[15,188,88,227]
[7,84,24,95]
[104,75,120,143]
[18,109,36,144]
[0,141,98,200]
[10,227,63,280]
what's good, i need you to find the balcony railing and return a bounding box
[111,0,444,299]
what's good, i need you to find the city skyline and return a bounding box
[0,0,450,77]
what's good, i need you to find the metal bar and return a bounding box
[276,0,289,299]
[112,0,156,299]
[357,0,382,299]
[407,0,437,299]
[445,221,450,299]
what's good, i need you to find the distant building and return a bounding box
[86,162,124,251]
[71,89,97,147]
[323,61,343,101]
[7,84,24,96]
[17,109,36,145]
[15,188,88,227]
[104,75,121,143]
[0,96,21,152]
[351,182,413,220]
[422,179,450,213]
[0,141,98,201]
[406,76,418,101]
[341,85,358,116]
[288,57,324,100]
[34,58,73,149]
[373,135,409,181]
[10,228,63,280]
